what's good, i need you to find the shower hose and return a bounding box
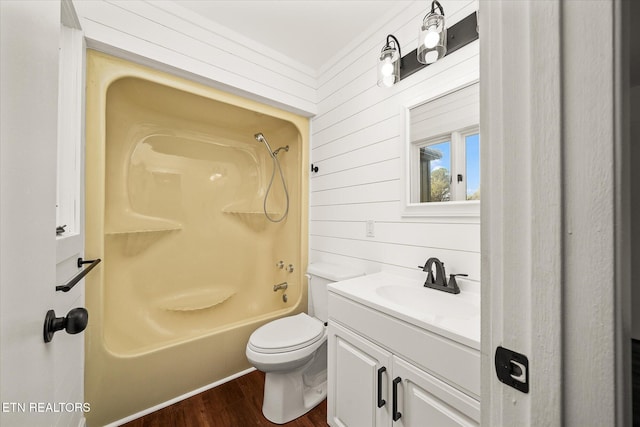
[264,153,289,223]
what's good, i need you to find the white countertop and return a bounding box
[328,271,480,350]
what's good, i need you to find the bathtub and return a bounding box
[84,50,309,426]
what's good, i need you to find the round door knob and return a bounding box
[43,307,88,343]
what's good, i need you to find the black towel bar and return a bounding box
[56,258,101,292]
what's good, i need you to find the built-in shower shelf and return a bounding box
[223,210,281,216]
[105,226,182,235]
[105,213,183,235]
[222,210,283,231]
[156,288,236,312]
[105,225,182,256]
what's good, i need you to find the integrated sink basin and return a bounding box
[328,271,480,348]
[376,284,478,319]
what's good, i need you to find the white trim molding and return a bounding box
[480,0,563,425]
[481,0,627,425]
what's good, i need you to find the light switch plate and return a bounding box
[366,220,375,238]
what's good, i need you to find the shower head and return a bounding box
[254,133,275,157]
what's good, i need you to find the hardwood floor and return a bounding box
[120,370,329,427]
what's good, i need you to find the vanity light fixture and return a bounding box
[377,35,401,88]
[417,0,447,64]
[377,2,479,87]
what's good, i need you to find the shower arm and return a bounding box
[272,145,289,156]
[254,133,288,158]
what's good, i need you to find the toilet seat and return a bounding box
[248,313,324,354]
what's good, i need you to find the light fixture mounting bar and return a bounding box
[401,12,478,81]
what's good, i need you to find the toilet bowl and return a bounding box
[246,313,328,424]
[246,262,365,424]
[246,313,326,372]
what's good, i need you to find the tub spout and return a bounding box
[273,282,288,292]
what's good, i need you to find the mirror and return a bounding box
[402,81,480,218]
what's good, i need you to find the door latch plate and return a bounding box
[495,346,529,393]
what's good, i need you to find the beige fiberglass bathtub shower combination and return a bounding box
[84,51,309,426]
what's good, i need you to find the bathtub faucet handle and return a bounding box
[276,261,284,269]
[273,282,288,292]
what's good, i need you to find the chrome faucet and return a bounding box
[418,257,466,294]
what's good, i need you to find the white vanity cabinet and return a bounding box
[328,321,391,427]
[327,273,480,427]
[391,355,479,426]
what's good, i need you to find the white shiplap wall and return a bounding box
[310,0,480,287]
[74,0,318,116]
[74,0,480,286]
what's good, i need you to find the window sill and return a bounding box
[401,200,480,223]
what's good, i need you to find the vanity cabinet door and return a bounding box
[328,321,392,427]
[392,356,480,427]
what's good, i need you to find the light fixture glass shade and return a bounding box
[417,10,446,64]
[377,43,400,87]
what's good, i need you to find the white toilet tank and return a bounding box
[306,262,365,323]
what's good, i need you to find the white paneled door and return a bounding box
[0,1,86,426]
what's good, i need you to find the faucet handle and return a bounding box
[273,282,288,292]
[446,274,468,294]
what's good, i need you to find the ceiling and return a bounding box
[176,0,410,72]
[175,1,640,85]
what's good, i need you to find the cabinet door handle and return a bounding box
[392,376,402,421]
[377,366,386,408]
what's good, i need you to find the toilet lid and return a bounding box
[249,313,325,354]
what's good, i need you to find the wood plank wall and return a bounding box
[310,0,480,287]
[74,0,318,116]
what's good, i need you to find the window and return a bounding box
[464,132,480,200]
[416,128,480,203]
[402,82,480,218]
[419,138,450,202]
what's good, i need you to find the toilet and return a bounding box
[246,262,365,424]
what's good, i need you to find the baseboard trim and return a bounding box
[104,367,257,427]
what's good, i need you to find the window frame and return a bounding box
[413,135,451,203]
[56,14,85,261]
[401,81,480,221]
